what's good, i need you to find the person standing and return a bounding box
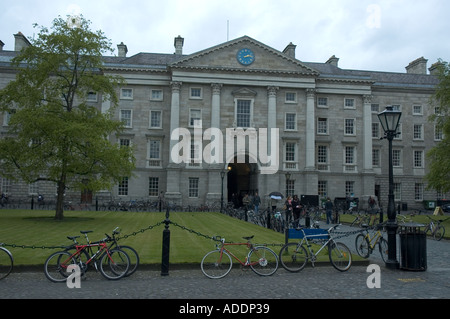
[253,192,261,214]
[291,195,301,228]
[325,197,333,224]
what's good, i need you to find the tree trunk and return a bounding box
[54,179,66,220]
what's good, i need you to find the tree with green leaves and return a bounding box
[0,16,135,220]
[426,59,450,193]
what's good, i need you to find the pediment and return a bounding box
[170,36,319,76]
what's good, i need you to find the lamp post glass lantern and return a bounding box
[377,106,401,269]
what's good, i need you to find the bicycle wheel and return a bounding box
[279,242,308,272]
[249,246,279,276]
[354,234,370,258]
[99,248,130,280]
[328,242,352,272]
[0,247,13,280]
[44,251,77,283]
[378,238,388,262]
[201,249,232,279]
[434,225,445,241]
[118,245,140,276]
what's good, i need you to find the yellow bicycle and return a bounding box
[355,224,388,262]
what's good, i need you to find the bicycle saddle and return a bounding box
[242,235,254,240]
[80,230,93,234]
[67,236,79,240]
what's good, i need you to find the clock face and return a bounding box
[237,48,255,65]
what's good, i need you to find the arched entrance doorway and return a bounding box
[227,155,259,207]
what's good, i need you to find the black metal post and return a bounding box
[220,171,225,213]
[161,207,171,276]
[385,133,399,269]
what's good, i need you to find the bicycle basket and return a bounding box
[288,228,329,240]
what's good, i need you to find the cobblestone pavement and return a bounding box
[1,223,449,301]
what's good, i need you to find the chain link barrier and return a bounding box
[1,217,364,251]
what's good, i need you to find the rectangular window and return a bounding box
[148,177,159,197]
[120,110,132,128]
[372,123,379,138]
[189,177,199,197]
[372,149,380,167]
[151,89,163,101]
[148,140,161,167]
[190,87,202,99]
[150,110,162,128]
[119,138,130,148]
[286,179,295,197]
[344,119,355,135]
[344,146,356,171]
[413,124,423,140]
[415,183,423,201]
[434,125,443,141]
[392,149,401,167]
[285,92,296,103]
[285,142,296,162]
[317,97,328,107]
[413,105,422,115]
[236,99,251,127]
[345,181,355,196]
[285,113,296,130]
[189,109,202,127]
[318,181,327,197]
[317,145,328,171]
[414,150,423,168]
[87,92,98,102]
[317,118,328,134]
[118,177,128,196]
[120,88,133,100]
[371,104,379,113]
[394,183,402,201]
[344,98,355,109]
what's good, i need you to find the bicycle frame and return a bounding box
[363,228,383,250]
[296,233,337,261]
[216,241,260,267]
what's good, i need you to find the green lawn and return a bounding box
[0,209,286,266]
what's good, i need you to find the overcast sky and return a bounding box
[1,0,448,73]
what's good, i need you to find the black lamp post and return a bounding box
[377,106,401,269]
[220,166,231,213]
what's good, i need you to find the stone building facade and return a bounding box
[0,32,446,210]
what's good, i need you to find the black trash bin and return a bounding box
[399,223,427,271]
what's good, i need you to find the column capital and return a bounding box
[363,94,373,104]
[211,83,222,95]
[267,86,279,98]
[306,88,316,99]
[170,81,182,92]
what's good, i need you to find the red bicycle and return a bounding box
[200,235,279,279]
[44,230,130,282]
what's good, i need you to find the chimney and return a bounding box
[282,42,296,59]
[14,32,31,51]
[326,55,339,67]
[174,35,184,55]
[0,40,4,51]
[117,42,128,58]
[405,57,428,74]
[429,61,444,76]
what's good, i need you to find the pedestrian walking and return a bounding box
[325,197,333,224]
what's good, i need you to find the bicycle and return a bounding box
[201,235,279,279]
[65,227,139,277]
[350,211,371,227]
[355,224,388,262]
[44,230,130,282]
[0,244,13,280]
[278,224,352,272]
[424,216,448,241]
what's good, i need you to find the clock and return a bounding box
[237,48,255,65]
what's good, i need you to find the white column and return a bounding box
[267,86,278,130]
[305,89,316,170]
[211,83,222,129]
[169,81,182,164]
[363,95,373,172]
